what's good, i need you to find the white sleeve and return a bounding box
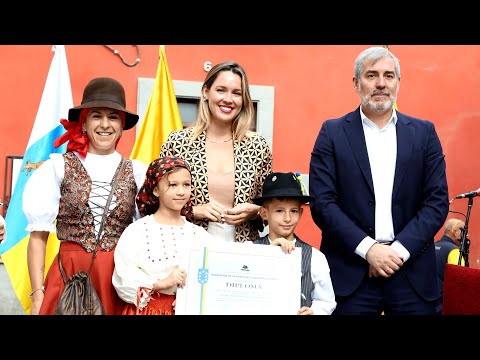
[309,248,337,315]
[131,159,148,189]
[22,154,64,233]
[198,226,220,246]
[112,221,155,308]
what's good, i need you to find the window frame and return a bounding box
[137,78,274,151]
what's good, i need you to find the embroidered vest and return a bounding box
[56,152,137,252]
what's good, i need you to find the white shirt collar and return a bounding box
[359,105,398,129]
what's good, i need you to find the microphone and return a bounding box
[455,188,480,199]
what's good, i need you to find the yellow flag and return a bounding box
[130,45,183,166]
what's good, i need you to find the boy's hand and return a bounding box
[298,306,313,315]
[271,237,295,254]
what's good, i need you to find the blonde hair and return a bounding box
[188,61,255,144]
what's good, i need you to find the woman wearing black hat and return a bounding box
[24,77,148,315]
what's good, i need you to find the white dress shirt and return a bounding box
[112,214,217,309]
[354,107,410,262]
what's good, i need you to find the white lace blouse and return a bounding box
[112,214,217,308]
[22,151,148,234]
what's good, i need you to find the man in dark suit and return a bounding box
[309,46,449,315]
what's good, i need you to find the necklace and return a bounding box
[206,136,233,143]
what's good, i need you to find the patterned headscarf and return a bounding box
[136,156,193,218]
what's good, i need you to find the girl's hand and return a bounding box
[155,267,187,290]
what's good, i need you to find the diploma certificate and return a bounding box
[175,242,301,315]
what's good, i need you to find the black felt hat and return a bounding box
[253,172,313,205]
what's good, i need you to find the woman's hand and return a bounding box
[30,291,44,315]
[193,200,227,222]
[223,203,260,225]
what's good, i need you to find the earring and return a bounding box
[82,129,86,135]
[204,97,208,102]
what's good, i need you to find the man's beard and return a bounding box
[361,94,396,112]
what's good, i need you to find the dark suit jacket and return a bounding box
[309,106,449,301]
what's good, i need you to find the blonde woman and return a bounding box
[158,61,272,243]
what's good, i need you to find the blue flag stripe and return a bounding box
[0,125,66,254]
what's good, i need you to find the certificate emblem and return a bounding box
[197,268,209,284]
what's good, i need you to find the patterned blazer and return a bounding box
[160,128,272,242]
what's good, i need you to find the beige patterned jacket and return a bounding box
[160,128,272,242]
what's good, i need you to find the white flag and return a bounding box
[0,45,73,314]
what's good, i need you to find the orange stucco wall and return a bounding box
[1,45,479,267]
